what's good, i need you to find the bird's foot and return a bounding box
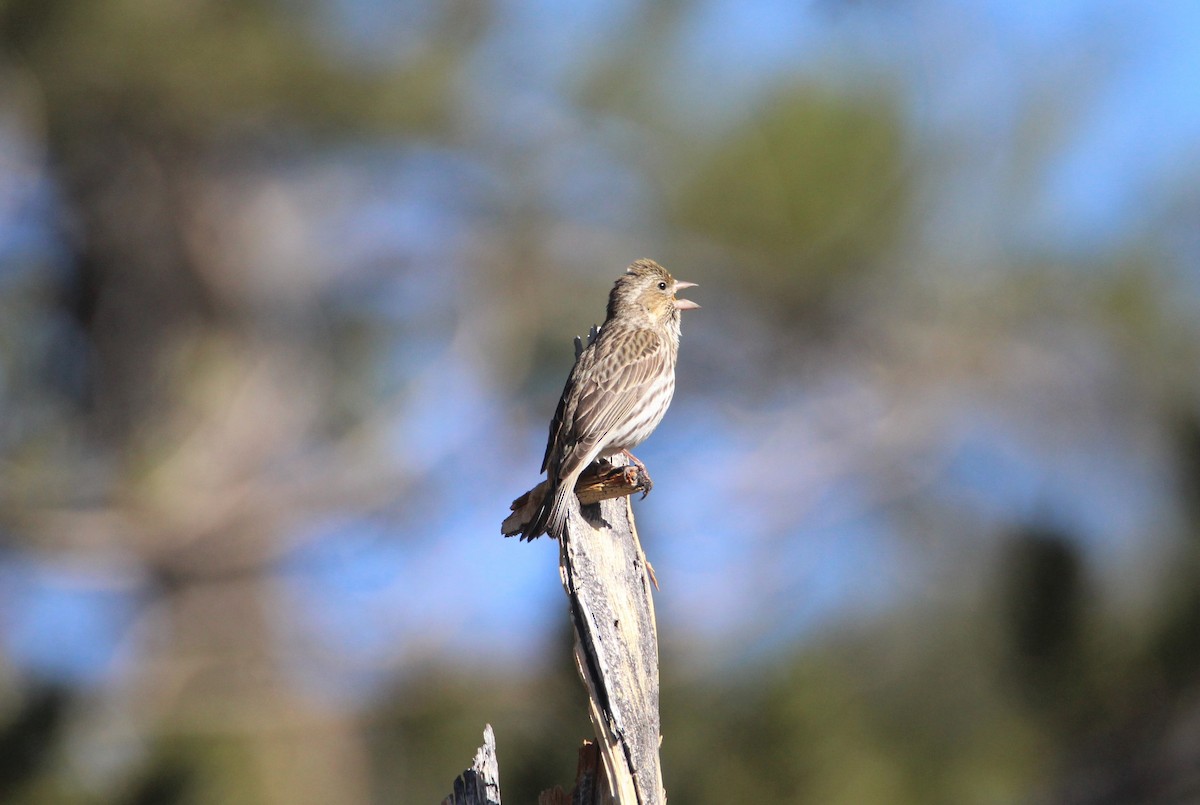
[621,449,653,498]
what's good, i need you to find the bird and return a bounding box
[519,258,699,541]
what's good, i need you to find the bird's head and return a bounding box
[607,258,699,325]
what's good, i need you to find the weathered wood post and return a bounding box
[554,463,664,803]
[544,463,667,801]
[456,457,662,803]
[496,459,664,803]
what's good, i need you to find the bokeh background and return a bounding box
[2,1,1200,802]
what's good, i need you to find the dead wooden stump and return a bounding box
[555,473,664,803]
[443,725,502,805]
[466,454,663,804]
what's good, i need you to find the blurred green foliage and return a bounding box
[0,0,465,138]
[672,86,909,316]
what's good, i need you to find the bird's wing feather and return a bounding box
[540,336,598,473]
[559,327,666,474]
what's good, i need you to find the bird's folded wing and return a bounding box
[567,328,667,459]
[541,339,598,473]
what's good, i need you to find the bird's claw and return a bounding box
[637,469,654,499]
[621,450,654,498]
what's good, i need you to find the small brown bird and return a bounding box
[520,259,699,540]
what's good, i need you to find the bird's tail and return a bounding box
[522,478,576,541]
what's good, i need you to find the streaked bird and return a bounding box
[520,259,699,540]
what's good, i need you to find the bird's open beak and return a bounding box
[674,280,700,310]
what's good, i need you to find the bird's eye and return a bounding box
[657,281,667,291]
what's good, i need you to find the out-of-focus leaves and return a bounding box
[1149,564,1200,698]
[119,758,195,805]
[671,85,909,319]
[1001,525,1085,714]
[366,641,592,805]
[0,0,475,140]
[656,626,1045,805]
[0,685,70,800]
[1173,412,1200,525]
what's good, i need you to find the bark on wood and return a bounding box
[443,725,502,805]
[557,457,664,804]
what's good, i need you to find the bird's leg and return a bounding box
[620,449,648,474]
[621,449,653,498]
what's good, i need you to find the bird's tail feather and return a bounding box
[544,482,575,539]
[523,479,576,541]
